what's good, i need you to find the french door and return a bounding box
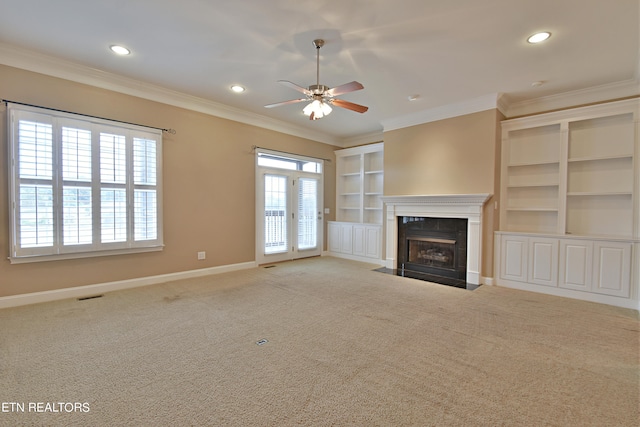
[256,152,323,264]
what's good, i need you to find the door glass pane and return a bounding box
[264,174,288,254]
[297,178,317,250]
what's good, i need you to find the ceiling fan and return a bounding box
[264,39,368,120]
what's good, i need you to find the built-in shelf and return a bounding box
[506,207,559,212]
[508,160,560,167]
[568,154,632,163]
[500,99,637,237]
[496,99,639,310]
[335,142,384,225]
[567,192,632,197]
[331,142,385,263]
[507,184,559,189]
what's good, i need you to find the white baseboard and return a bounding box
[0,261,257,310]
[482,276,494,286]
[495,277,639,311]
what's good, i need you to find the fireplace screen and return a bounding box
[408,237,456,270]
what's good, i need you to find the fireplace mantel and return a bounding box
[381,194,491,285]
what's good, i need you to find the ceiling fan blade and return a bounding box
[326,81,364,97]
[278,80,312,96]
[331,99,369,113]
[264,98,308,108]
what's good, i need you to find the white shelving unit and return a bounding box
[496,99,639,310]
[502,123,562,234]
[330,142,384,263]
[335,142,384,224]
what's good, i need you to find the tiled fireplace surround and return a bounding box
[381,194,491,285]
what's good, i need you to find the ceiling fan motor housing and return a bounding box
[309,84,329,95]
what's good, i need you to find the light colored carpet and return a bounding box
[0,256,638,426]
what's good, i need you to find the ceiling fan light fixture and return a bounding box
[303,99,332,119]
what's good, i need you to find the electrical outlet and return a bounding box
[324,208,330,214]
[197,251,206,260]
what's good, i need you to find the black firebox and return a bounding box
[397,217,468,282]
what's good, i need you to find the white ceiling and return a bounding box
[0,0,638,146]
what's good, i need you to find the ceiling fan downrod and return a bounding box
[313,39,324,94]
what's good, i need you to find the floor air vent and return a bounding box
[77,295,103,301]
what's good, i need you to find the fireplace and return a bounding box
[409,237,455,269]
[398,216,468,283]
[380,194,491,286]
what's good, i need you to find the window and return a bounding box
[257,152,323,173]
[7,104,163,263]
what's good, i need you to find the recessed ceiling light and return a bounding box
[527,32,551,44]
[110,45,131,55]
[408,94,420,101]
[230,85,245,93]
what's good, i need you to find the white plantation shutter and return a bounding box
[7,104,163,262]
[133,137,157,185]
[16,117,55,251]
[19,185,54,248]
[134,190,157,240]
[61,125,92,245]
[133,137,158,241]
[99,132,127,244]
[63,186,92,245]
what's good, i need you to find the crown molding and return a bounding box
[339,131,384,148]
[381,93,501,133]
[495,93,510,117]
[501,97,639,131]
[503,79,640,118]
[2,43,637,145]
[0,43,341,146]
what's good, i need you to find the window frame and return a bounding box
[7,103,163,264]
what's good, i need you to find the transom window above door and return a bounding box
[257,151,322,174]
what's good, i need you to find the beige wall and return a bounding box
[0,65,338,298]
[383,109,502,278]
